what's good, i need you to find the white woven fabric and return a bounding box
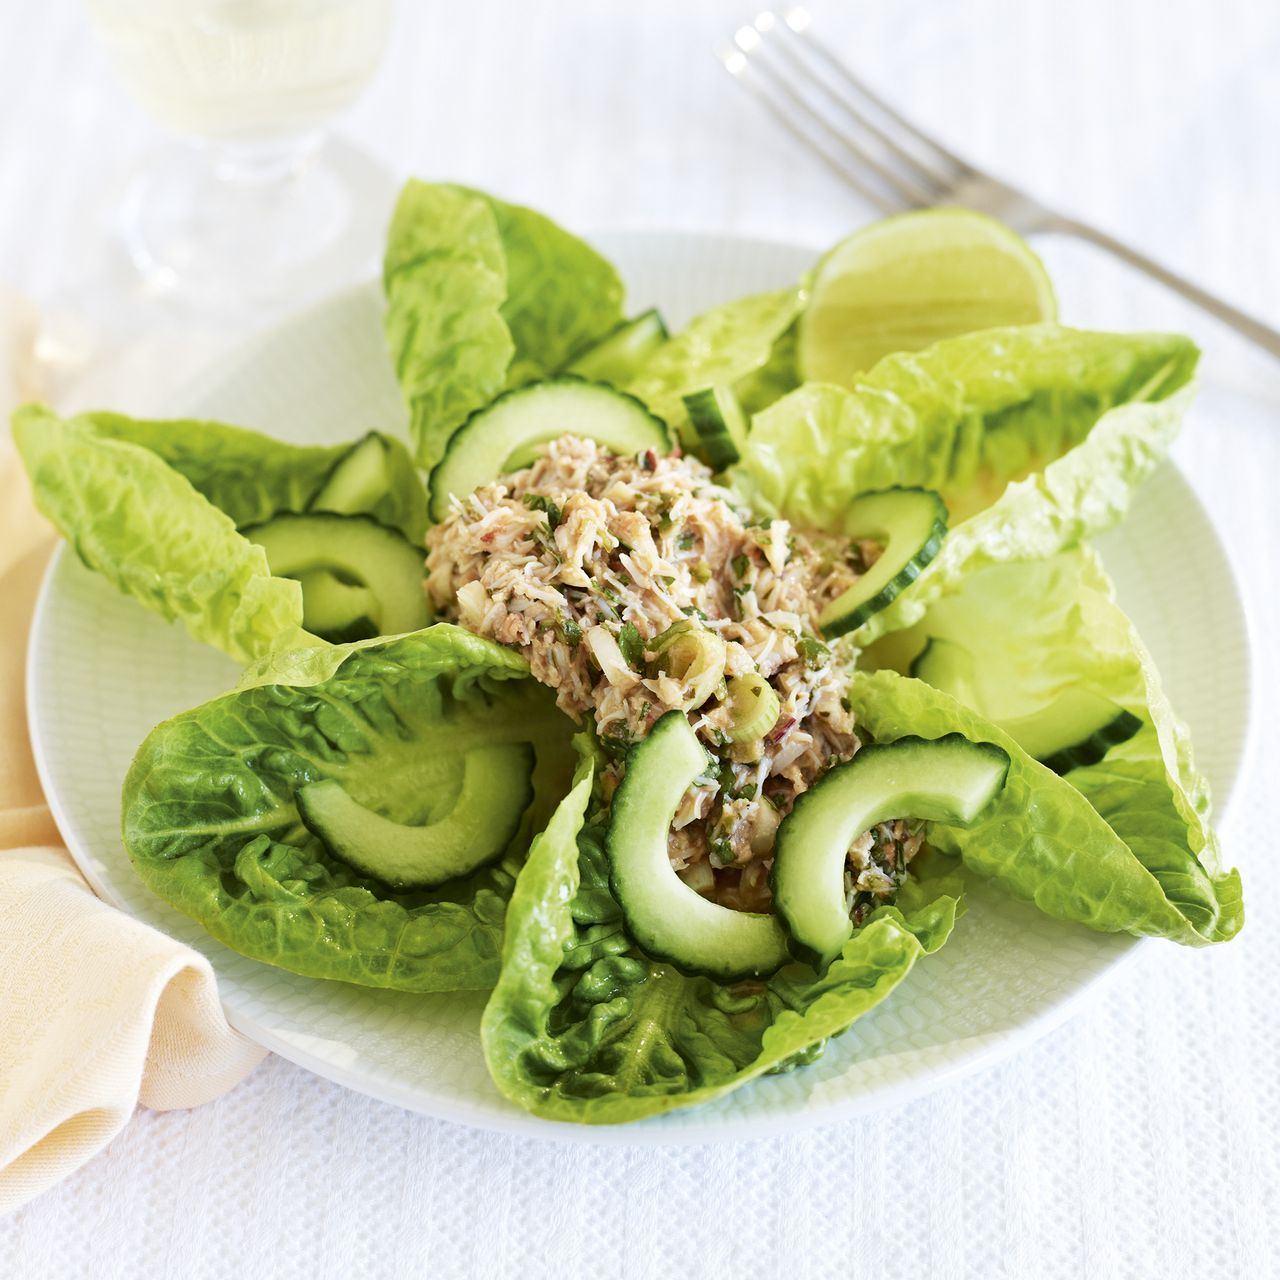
[2,0,1278,1275]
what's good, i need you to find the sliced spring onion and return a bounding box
[649,620,726,710]
[722,672,781,743]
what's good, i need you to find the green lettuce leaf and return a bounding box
[627,287,805,431]
[60,411,427,541]
[732,325,1199,643]
[383,182,513,468]
[867,547,1237,941]
[453,186,624,385]
[14,404,306,664]
[481,768,960,1124]
[123,625,576,992]
[383,180,623,467]
[845,666,1241,945]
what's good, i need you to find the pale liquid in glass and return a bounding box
[84,0,394,143]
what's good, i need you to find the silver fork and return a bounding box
[721,7,1280,361]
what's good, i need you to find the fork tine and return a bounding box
[730,40,933,209]
[719,48,899,214]
[780,7,975,182]
[759,22,956,200]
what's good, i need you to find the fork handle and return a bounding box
[1041,214,1280,361]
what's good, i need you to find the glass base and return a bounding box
[111,134,395,315]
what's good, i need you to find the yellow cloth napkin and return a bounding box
[0,294,266,1214]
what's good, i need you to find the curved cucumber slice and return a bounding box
[818,488,948,638]
[311,433,394,516]
[245,512,430,640]
[607,711,790,980]
[1001,690,1142,774]
[566,310,669,385]
[682,384,747,471]
[429,378,670,521]
[771,735,1009,967]
[295,570,379,643]
[912,638,1142,774]
[909,637,979,704]
[297,742,535,890]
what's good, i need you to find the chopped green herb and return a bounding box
[709,837,736,868]
[618,622,645,667]
[693,561,712,584]
[798,636,830,669]
[731,553,749,580]
[522,493,562,529]
[677,531,696,552]
[557,614,583,649]
[598,726,632,760]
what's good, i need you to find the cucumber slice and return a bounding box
[297,742,534,890]
[295,570,379,643]
[909,638,979,705]
[912,638,1143,774]
[1002,691,1143,775]
[818,488,948,638]
[682,384,747,471]
[429,378,670,521]
[311,433,394,516]
[772,735,1009,968]
[607,711,790,980]
[245,512,430,640]
[566,310,669,385]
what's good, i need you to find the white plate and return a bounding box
[26,232,1252,1143]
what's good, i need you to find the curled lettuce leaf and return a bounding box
[481,767,960,1124]
[732,325,1199,643]
[123,625,576,992]
[454,186,625,384]
[74,411,427,541]
[383,180,623,466]
[14,404,305,664]
[846,665,1241,946]
[627,287,805,431]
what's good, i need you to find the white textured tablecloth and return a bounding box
[2,1,1278,1275]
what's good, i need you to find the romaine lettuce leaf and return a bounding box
[481,768,960,1124]
[13,405,306,664]
[383,180,623,467]
[627,287,805,431]
[732,326,1198,643]
[845,666,1241,946]
[60,411,427,541]
[453,186,624,385]
[868,547,1236,940]
[383,182,513,468]
[123,625,576,992]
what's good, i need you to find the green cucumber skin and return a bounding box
[606,712,790,982]
[819,488,949,639]
[683,386,744,471]
[770,734,1009,969]
[428,376,670,522]
[1040,709,1143,775]
[566,310,669,385]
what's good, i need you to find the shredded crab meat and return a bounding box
[427,434,926,913]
